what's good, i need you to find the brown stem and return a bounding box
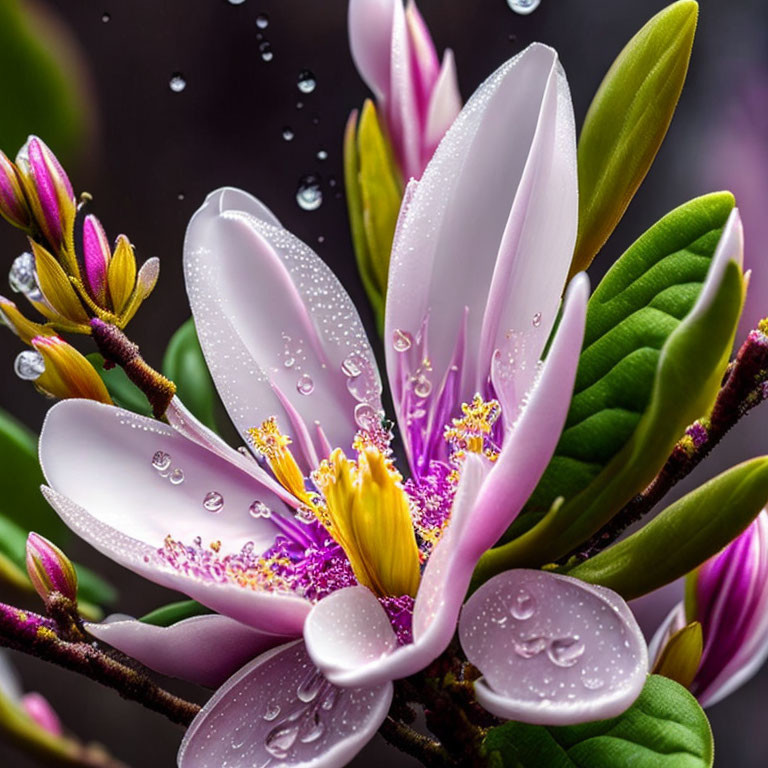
[0,602,200,726]
[90,318,176,419]
[378,717,453,768]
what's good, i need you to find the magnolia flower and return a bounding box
[39,45,649,766]
[650,510,768,707]
[348,0,461,181]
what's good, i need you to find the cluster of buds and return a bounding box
[0,136,159,402]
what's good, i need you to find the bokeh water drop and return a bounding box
[297,69,317,94]
[14,350,45,381]
[169,73,186,92]
[296,175,323,211]
[507,0,541,14]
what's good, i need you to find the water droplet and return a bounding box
[320,686,339,711]
[297,671,324,703]
[295,505,315,524]
[413,374,432,398]
[169,468,185,485]
[547,636,585,668]
[259,41,273,62]
[296,175,322,211]
[203,491,224,513]
[283,356,295,369]
[9,252,36,294]
[101,12,111,22]
[582,676,605,691]
[282,127,295,142]
[317,235,325,244]
[510,589,536,620]
[297,69,317,94]
[316,149,328,161]
[532,312,542,327]
[169,73,186,92]
[392,329,412,352]
[265,723,299,758]
[230,723,247,750]
[507,0,541,14]
[514,636,547,659]
[177,192,185,201]
[341,353,363,378]
[14,350,45,381]
[151,451,172,471]
[255,12,269,28]
[296,101,304,110]
[249,500,271,519]
[299,713,325,743]
[263,702,280,721]
[354,402,380,431]
[227,0,247,4]
[296,373,314,395]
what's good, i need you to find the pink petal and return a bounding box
[459,570,648,725]
[423,50,462,158]
[41,486,311,637]
[21,693,62,736]
[184,188,382,468]
[348,0,394,101]
[82,215,110,305]
[304,456,489,688]
[86,614,288,687]
[405,0,440,123]
[178,640,392,768]
[385,44,577,438]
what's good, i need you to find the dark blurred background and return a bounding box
[0,0,766,765]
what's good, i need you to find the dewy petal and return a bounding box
[348,0,394,102]
[459,570,648,725]
[178,640,392,768]
[184,188,382,468]
[86,614,288,688]
[305,455,489,688]
[385,43,577,432]
[423,50,462,158]
[405,0,440,123]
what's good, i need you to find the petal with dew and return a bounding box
[178,640,392,768]
[348,0,394,102]
[423,50,461,158]
[86,614,289,688]
[460,570,648,725]
[184,188,382,468]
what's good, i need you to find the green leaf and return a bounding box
[476,197,743,578]
[483,675,713,768]
[162,317,218,431]
[566,458,768,600]
[571,0,698,276]
[0,0,89,162]
[87,353,152,416]
[140,600,213,627]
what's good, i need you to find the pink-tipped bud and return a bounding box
[15,136,76,254]
[25,532,78,604]
[0,150,32,230]
[82,214,111,306]
[20,692,63,736]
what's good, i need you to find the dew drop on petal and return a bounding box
[297,69,317,94]
[547,636,586,668]
[296,670,324,703]
[296,175,323,211]
[169,73,186,92]
[320,687,339,711]
[299,714,325,743]
[392,329,412,352]
[263,702,280,721]
[151,451,172,471]
[265,722,299,758]
[532,312,542,327]
[203,491,224,513]
[169,468,185,485]
[249,500,271,519]
[514,636,547,659]
[256,12,269,28]
[413,374,432,398]
[14,350,45,381]
[296,373,314,395]
[295,505,315,524]
[507,0,541,14]
[341,353,363,378]
[9,252,36,294]
[510,589,536,620]
[354,402,380,431]
[582,675,605,691]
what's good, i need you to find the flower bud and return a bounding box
[25,532,78,604]
[20,692,63,736]
[82,214,111,306]
[0,150,32,230]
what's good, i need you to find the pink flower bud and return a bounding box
[82,214,111,306]
[21,692,63,736]
[0,150,32,230]
[25,532,78,604]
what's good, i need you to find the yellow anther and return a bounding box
[444,394,501,457]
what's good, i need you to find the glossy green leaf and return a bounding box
[87,353,152,416]
[140,600,213,627]
[0,0,89,161]
[476,200,743,578]
[162,317,218,431]
[483,675,712,768]
[571,0,698,276]
[567,458,768,600]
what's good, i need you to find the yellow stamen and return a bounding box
[313,447,421,598]
[444,394,501,460]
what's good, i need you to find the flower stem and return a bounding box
[578,324,768,559]
[89,318,176,419]
[378,717,453,767]
[0,602,200,726]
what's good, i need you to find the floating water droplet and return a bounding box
[296,101,304,110]
[413,374,432,398]
[265,723,299,758]
[282,127,295,142]
[507,0,541,14]
[317,235,325,244]
[263,702,280,721]
[316,149,328,161]
[296,373,314,395]
[169,468,185,485]
[392,329,412,352]
[354,402,380,430]
[14,350,44,381]
[249,500,271,519]
[203,491,224,513]
[255,12,269,28]
[177,192,185,201]
[169,73,186,92]
[297,671,324,703]
[101,12,111,22]
[151,451,172,471]
[510,589,536,620]
[297,69,317,94]
[532,312,542,327]
[299,713,325,743]
[9,252,36,294]
[514,636,547,659]
[296,175,322,211]
[259,41,273,62]
[227,0,247,4]
[547,636,585,668]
